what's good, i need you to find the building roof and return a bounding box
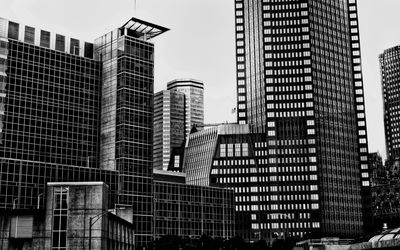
[167,78,204,89]
[47,182,107,187]
[120,17,169,39]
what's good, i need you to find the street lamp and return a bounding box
[37,193,44,209]
[12,198,18,209]
[88,210,109,250]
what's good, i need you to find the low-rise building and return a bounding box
[153,170,235,239]
[0,182,135,250]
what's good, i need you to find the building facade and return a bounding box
[380,46,400,161]
[167,79,204,137]
[184,124,276,241]
[0,17,168,247]
[234,0,369,238]
[0,182,135,250]
[0,17,122,209]
[153,170,235,239]
[95,18,169,244]
[153,90,185,170]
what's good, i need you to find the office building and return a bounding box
[153,170,235,239]
[0,182,135,250]
[380,46,400,161]
[153,79,204,172]
[184,124,271,241]
[234,0,369,239]
[153,90,186,170]
[95,18,169,244]
[0,17,168,247]
[167,79,204,137]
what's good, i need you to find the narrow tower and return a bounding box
[96,18,168,245]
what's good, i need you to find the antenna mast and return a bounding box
[134,0,137,15]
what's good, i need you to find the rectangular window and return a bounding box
[70,38,80,55]
[227,144,233,157]
[52,187,69,250]
[242,143,248,156]
[24,26,35,44]
[55,34,65,52]
[8,21,19,40]
[235,143,241,157]
[220,144,226,157]
[40,30,51,48]
[84,42,94,59]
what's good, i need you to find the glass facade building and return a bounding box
[0,17,168,247]
[94,19,169,243]
[380,46,400,161]
[153,170,235,239]
[153,90,185,170]
[235,0,369,239]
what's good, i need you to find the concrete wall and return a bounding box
[45,182,109,250]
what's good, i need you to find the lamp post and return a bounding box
[12,198,18,209]
[37,193,44,209]
[88,210,109,250]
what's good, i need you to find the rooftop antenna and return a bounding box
[134,0,137,15]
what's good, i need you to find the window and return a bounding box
[362,181,370,187]
[174,155,180,168]
[40,30,51,48]
[8,21,19,40]
[242,143,248,156]
[24,26,35,44]
[55,34,65,52]
[52,187,69,250]
[235,143,241,156]
[227,144,234,157]
[84,42,93,59]
[312,222,320,228]
[220,144,226,157]
[70,38,80,55]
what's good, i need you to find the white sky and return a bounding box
[1,0,399,160]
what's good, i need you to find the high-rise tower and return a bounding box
[167,79,204,137]
[153,90,185,170]
[235,0,369,238]
[380,46,400,161]
[95,18,168,244]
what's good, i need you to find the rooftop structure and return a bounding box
[120,17,169,40]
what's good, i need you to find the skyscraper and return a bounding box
[167,79,204,136]
[235,0,369,238]
[153,90,185,170]
[0,17,169,247]
[95,18,170,244]
[380,46,400,161]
